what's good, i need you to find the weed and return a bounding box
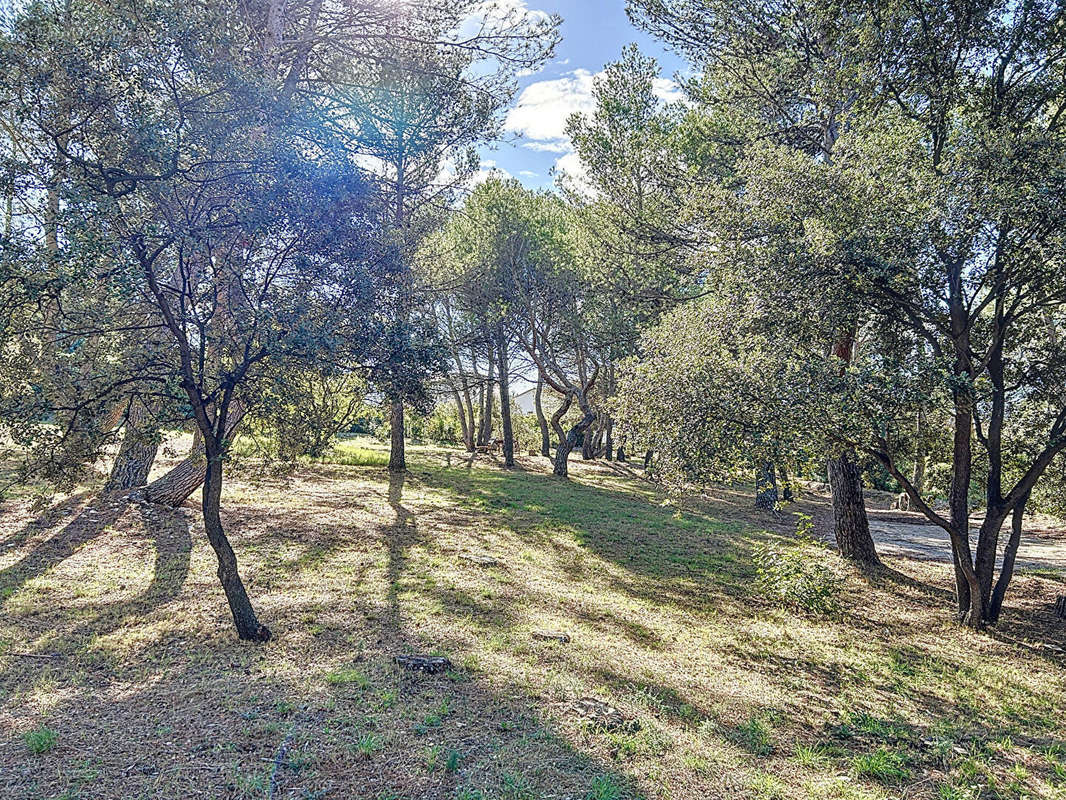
[445,749,461,773]
[729,715,774,757]
[325,667,370,688]
[24,726,57,754]
[852,747,910,783]
[586,774,623,800]
[354,732,382,758]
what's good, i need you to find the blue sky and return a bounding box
[480,0,686,190]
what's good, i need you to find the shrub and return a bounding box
[753,538,844,614]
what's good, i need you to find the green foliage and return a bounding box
[23,726,57,754]
[728,715,774,757]
[851,747,910,783]
[753,540,844,615]
[586,774,623,800]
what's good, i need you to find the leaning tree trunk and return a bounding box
[987,491,1029,624]
[202,450,270,642]
[105,397,160,491]
[453,389,473,452]
[534,376,550,457]
[495,328,514,468]
[144,405,246,507]
[754,460,779,510]
[827,450,881,567]
[389,399,406,473]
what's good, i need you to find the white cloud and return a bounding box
[522,140,571,153]
[518,170,538,178]
[455,1,552,42]
[504,68,600,151]
[652,77,685,104]
[552,150,594,195]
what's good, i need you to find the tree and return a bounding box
[341,2,559,472]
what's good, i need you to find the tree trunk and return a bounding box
[202,450,270,642]
[912,408,926,492]
[495,327,514,468]
[827,451,880,566]
[987,492,1028,624]
[778,464,793,503]
[144,404,247,507]
[389,399,406,473]
[754,461,778,510]
[105,397,160,491]
[535,376,550,457]
[453,389,472,452]
[478,340,495,446]
[554,411,595,477]
[605,418,614,462]
[643,450,653,470]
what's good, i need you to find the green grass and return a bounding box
[23,725,57,754]
[852,747,910,783]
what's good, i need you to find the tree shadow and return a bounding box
[0,492,132,600]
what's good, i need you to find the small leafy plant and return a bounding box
[24,726,57,754]
[753,522,844,614]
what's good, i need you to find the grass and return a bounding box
[23,726,57,754]
[0,438,1064,799]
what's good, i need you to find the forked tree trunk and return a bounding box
[554,411,595,477]
[828,451,881,567]
[496,328,514,467]
[202,451,270,642]
[535,376,550,457]
[754,460,778,510]
[105,398,160,491]
[987,491,1029,624]
[389,399,406,473]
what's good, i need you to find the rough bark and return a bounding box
[144,405,246,507]
[605,418,614,462]
[554,410,595,477]
[534,376,550,457]
[987,492,1028,624]
[754,461,778,510]
[203,452,270,642]
[495,327,514,468]
[827,451,880,566]
[389,399,406,473]
[105,397,160,491]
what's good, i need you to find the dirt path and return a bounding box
[862,508,1066,571]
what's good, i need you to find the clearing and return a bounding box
[1,443,1065,800]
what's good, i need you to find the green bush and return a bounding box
[753,538,844,614]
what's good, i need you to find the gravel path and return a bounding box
[863,509,1066,571]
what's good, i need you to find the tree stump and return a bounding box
[532,630,570,643]
[1055,595,1066,619]
[394,654,451,674]
[459,553,499,567]
[568,697,635,731]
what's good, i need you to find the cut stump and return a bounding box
[532,630,570,643]
[1055,595,1066,619]
[569,697,634,731]
[394,654,452,674]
